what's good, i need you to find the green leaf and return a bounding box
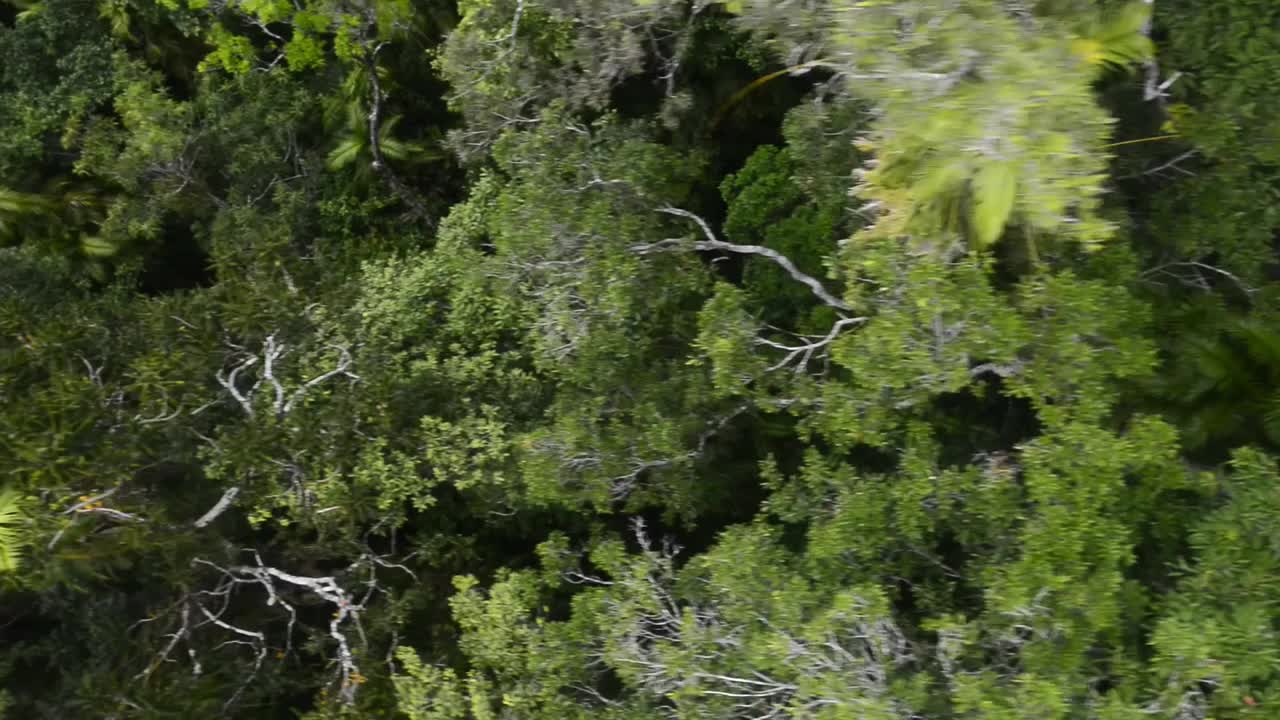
[285,31,326,72]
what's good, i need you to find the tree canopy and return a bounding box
[2,1,1279,718]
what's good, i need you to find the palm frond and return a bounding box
[80,235,119,257]
[327,115,436,172]
[0,187,53,215]
[326,138,364,171]
[12,0,43,21]
[1232,317,1280,371]
[1071,2,1153,73]
[1263,393,1280,447]
[969,161,1017,248]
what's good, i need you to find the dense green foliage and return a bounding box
[2,0,1279,718]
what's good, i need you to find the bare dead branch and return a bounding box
[216,335,358,419]
[364,43,434,225]
[75,506,145,523]
[1141,261,1257,296]
[509,0,525,50]
[216,355,259,417]
[283,345,358,415]
[135,387,183,425]
[1121,148,1197,180]
[46,487,145,549]
[136,601,199,682]
[634,207,852,313]
[62,487,120,515]
[166,552,381,707]
[79,354,105,387]
[194,486,241,528]
[581,517,916,716]
[755,317,866,374]
[970,360,1024,379]
[695,403,750,456]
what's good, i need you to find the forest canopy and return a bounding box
[2,0,1280,718]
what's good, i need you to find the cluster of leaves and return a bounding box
[2,0,1280,718]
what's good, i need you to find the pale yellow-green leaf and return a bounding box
[914,160,970,203]
[1072,2,1153,71]
[1070,37,1105,66]
[969,161,1017,248]
[0,487,25,573]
